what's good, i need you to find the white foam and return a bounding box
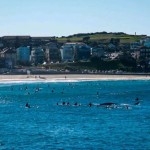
[0,78,149,85]
[0,79,95,84]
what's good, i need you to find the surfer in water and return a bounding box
[62,102,66,105]
[88,102,92,107]
[134,101,140,105]
[25,103,30,108]
[67,102,70,106]
[135,97,139,101]
[134,97,141,105]
[74,102,81,106]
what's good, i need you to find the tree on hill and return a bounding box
[82,36,90,43]
[66,37,71,42]
[118,52,137,68]
[110,38,120,46]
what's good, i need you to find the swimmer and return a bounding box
[74,102,78,106]
[134,101,140,105]
[135,97,139,101]
[125,105,129,109]
[62,102,66,105]
[74,102,81,106]
[25,103,30,108]
[88,102,92,107]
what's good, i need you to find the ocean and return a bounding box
[0,80,150,149]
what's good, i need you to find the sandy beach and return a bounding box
[0,74,150,82]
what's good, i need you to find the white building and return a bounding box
[45,42,60,63]
[60,42,92,62]
[60,43,76,62]
[31,47,45,65]
[0,48,17,68]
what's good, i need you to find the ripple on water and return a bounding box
[0,80,150,149]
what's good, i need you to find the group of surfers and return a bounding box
[55,97,141,109]
[25,97,141,109]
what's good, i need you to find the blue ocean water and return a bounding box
[0,80,150,150]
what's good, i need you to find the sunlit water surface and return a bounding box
[0,80,150,149]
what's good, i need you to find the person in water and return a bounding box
[134,97,140,105]
[88,102,92,107]
[135,97,139,101]
[67,102,70,106]
[62,102,66,105]
[25,103,30,108]
[74,102,78,106]
[134,101,140,105]
[74,102,81,106]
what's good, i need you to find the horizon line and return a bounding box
[0,31,148,38]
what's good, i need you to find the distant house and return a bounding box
[17,47,30,65]
[0,42,3,48]
[144,38,150,48]
[74,44,91,61]
[140,46,150,59]
[60,43,76,62]
[108,43,116,50]
[31,47,45,65]
[2,36,31,48]
[130,42,141,50]
[131,51,140,60]
[45,42,60,63]
[60,42,91,62]
[0,48,17,68]
[91,46,105,58]
[140,37,150,47]
[109,52,122,60]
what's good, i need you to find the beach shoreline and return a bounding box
[0,74,150,83]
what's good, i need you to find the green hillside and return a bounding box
[57,32,146,43]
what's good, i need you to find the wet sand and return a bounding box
[0,74,150,82]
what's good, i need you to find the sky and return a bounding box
[0,0,149,37]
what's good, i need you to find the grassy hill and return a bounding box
[57,32,146,43]
[1,32,146,44]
